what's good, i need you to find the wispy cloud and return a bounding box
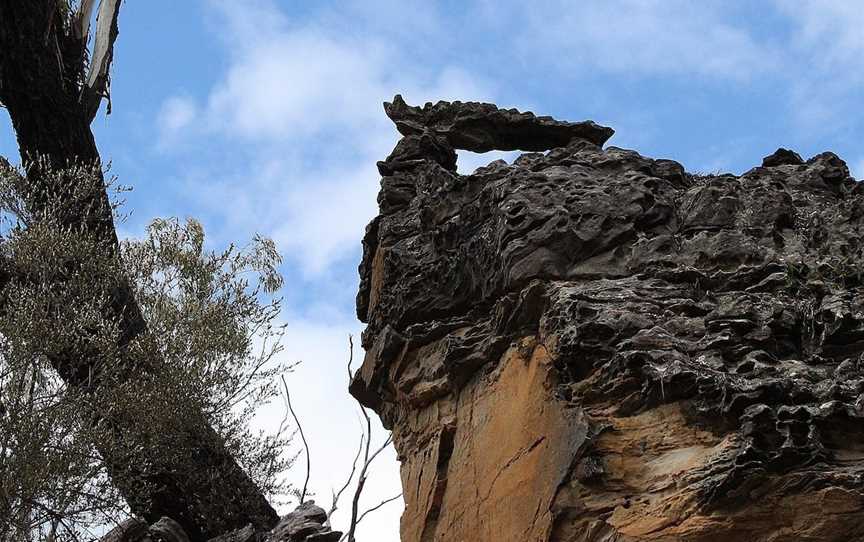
[156,95,197,146]
[772,0,864,133]
[775,0,864,66]
[487,0,779,81]
[205,29,391,143]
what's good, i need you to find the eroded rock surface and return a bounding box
[352,96,864,541]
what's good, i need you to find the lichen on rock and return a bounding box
[352,96,864,541]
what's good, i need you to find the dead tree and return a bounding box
[279,337,401,540]
[0,3,278,539]
[328,336,401,542]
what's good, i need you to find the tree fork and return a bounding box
[0,3,279,539]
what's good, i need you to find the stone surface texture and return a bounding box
[351,96,864,541]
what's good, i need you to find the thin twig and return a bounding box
[365,434,393,468]
[347,332,365,537]
[327,433,365,524]
[344,404,371,542]
[346,410,393,542]
[356,493,403,525]
[281,374,310,504]
[340,333,401,540]
[347,334,354,381]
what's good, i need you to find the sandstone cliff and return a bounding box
[351,96,864,541]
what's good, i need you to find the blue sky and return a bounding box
[4,1,864,539]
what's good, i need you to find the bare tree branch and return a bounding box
[282,375,310,504]
[341,440,399,542]
[273,334,400,538]
[338,333,401,541]
[345,410,394,541]
[327,434,364,525]
[347,334,354,381]
[356,493,403,526]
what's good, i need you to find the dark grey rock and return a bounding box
[207,524,257,542]
[269,501,337,542]
[149,517,190,542]
[762,147,804,167]
[384,94,614,152]
[119,502,342,542]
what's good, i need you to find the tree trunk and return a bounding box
[0,3,278,539]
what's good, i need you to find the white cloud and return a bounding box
[270,162,381,278]
[200,0,492,147]
[775,0,864,66]
[204,29,392,143]
[162,1,494,278]
[771,1,864,132]
[156,96,197,142]
[506,0,778,81]
[485,0,864,140]
[172,155,376,280]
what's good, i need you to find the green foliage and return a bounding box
[0,163,294,540]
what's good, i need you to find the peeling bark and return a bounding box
[82,0,121,121]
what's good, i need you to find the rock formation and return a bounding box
[351,95,864,541]
[100,502,341,542]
